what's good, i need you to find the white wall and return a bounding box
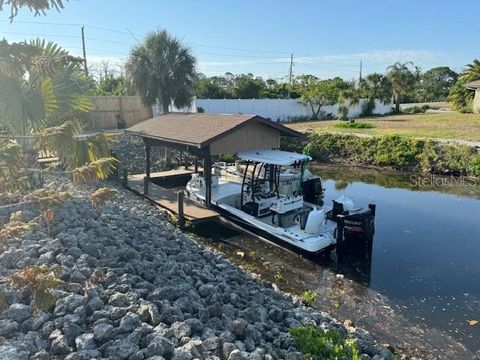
[195,98,392,122]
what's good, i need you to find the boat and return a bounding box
[186,149,376,254]
[214,158,324,204]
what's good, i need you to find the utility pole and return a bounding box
[81,25,88,75]
[288,53,294,98]
[359,60,363,83]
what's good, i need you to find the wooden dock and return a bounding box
[126,169,218,224]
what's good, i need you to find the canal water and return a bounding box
[195,163,480,359]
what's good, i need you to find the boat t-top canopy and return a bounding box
[238,149,311,166]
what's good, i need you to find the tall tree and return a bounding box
[126,30,196,114]
[461,59,480,82]
[232,73,266,99]
[419,66,458,101]
[297,76,346,119]
[337,87,360,121]
[359,73,392,115]
[448,59,480,112]
[0,0,66,22]
[194,74,229,99]
[387,62,417,112]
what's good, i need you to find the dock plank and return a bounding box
[127,171,218,224]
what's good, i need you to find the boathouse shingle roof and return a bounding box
[466,80,480,90]
[126,112,303,148]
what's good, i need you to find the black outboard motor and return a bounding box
[343,205,376,238]
[302,177,323,204]
[334,203,376,264]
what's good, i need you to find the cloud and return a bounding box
[293,49,443,65]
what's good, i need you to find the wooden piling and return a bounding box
[336,215,345,263]
[144,176,149,195]
[177,190,185,227]
[122,169,128,187]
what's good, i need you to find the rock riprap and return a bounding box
[0,180,395,359]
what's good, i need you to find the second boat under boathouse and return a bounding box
[124,112,304,221]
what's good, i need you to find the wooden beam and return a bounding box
[204,150,212,208]
[177,190,185,227]
[145,140,151,178]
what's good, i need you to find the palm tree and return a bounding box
[359,73,392,115]
[387,62,417,113]
[448,59,480,112]
[0,0,66,22]
[126,30,196,114]
[337,88,360,121]
[0,39,92,136]
[461,59,480,82]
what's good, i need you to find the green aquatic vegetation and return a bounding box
[290,326,361,360]
[291,132,480,176]
[302,290,317,306]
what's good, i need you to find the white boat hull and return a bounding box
[186,180,337,254]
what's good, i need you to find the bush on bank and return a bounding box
[282,132,480,176]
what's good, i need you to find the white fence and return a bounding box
[195,99,393,122]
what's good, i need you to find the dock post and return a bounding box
[337,215,345,263]
[143,176,149,195]
[122,169,128,188]
[368,203,376,216]
[177,190,185,227]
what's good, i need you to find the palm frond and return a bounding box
[72,157,118,184]
[1,0,67,22]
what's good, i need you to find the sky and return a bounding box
[1,0,478,81]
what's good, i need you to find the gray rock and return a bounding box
[118,312,141,333]
[31,311,51,331]
[108,292,130,307]
[86,296,104,314]
[229,319,248,340]
[93,322,114,343]
[144,335,174,358]
[104,339,139,359]
[0,319,19,337]
[0,345,28,360]
[198,284,216,298]
[203,336,221,351]
[75,333,96,351]
[8,303,32,322]
[228,349,249,360]
[138,302,160,326]
[54,294,86,316]
[185,318,203,335]
[63,322,83,346]
[50,334,71,355]
[30,349,50,360]
[268,306,284,323]
[64,350,102,360]
[171,321,191,339]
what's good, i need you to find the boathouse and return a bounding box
[126,113,304,211]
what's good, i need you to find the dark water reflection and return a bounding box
[316,164,480,357]
[195,164,480,359]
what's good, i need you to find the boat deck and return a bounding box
[126,169,219,224]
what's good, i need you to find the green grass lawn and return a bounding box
[287,112,480,142]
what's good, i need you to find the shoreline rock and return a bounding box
[0,178,396,359]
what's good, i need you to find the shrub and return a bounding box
[471,156,480,176]
[333,122,375,129]
[293,132,480,176]
[290,326,361,360]
[402,105,430,114]
[91,187,118,209]
[302,290,317,306]
[9,265,63,311]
